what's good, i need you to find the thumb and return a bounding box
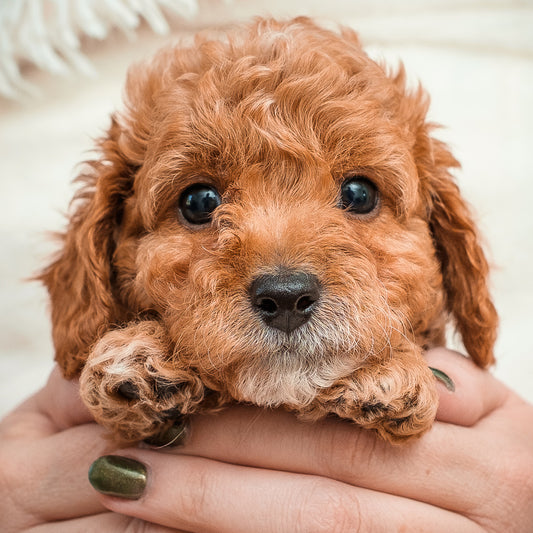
[426,347,509,427]
[12,366,93,434]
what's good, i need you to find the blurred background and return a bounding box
[1,0,532,416]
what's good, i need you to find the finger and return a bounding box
[170,399,527,518]
[26,511,181,533]
[93,451,483,533]
[425,347,510,426]
[3,423,116,526]
[4,366,92,438]
[35,366,93,430]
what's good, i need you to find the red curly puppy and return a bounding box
[40,17,498,444]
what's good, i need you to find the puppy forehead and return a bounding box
[137,19,419,222]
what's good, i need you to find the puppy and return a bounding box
[40,17,498,444]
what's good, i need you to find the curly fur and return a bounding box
[40,17,498,444]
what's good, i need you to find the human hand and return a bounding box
[88,348,533,532]
[0,368,176,532]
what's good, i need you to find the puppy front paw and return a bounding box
[355,376,438,444]
[311,361,439,444]
[79,321,205,443]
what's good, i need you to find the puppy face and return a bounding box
[42,18,497,410]
[112,20,445,407]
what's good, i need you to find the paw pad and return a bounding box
[116,381,140,401]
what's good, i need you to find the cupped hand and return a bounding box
[0,368,176,532]
[89,348,533,532]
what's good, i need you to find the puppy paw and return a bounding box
[358,379,438,444]
[312,361,439,444]
[79,321,205,442]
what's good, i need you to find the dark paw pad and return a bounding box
[154,379,185,400]
[116,381,140,401]
[360,401,417,429]
[388,415,411,428]
[360,401,388,417]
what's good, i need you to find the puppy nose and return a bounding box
[249,271,321,334]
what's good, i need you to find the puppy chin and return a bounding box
[211,302,380,407]
[232,325,358,407]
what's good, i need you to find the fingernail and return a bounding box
[430,367,455,392]
[89,455,147,500]
[144,419,189,448]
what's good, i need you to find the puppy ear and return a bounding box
[40,117,136,378]
[420,136,498,367]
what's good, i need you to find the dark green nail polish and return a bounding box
[430,367,455,392]
[144,420,189,448]
[89,455,147,500]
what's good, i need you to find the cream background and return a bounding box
[1,0,532,416]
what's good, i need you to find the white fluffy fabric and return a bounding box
[0,0,198,99]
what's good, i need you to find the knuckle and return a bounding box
[0,445,19,494]
[473,442,533,532]
[493,445,528,488]
[317,420,380,483]
[296,477,362,533]
[123,516,148,533]
[123,516,166,533]
[498,446,533,502]
[175,460,213,523]
[0,445,36,530]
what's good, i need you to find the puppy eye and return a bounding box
[340,177,379,214]
[178,184,222,225]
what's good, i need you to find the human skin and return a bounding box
[1,347,532,532]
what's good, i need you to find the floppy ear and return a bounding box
[40,47,197,378]
[418,134,498,367]
[386,66,497,367]
[40,117,137,378]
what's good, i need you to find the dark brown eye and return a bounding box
[340,177,379,214]
[179,184,221,224]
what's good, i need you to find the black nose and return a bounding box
[249,271,321,334]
